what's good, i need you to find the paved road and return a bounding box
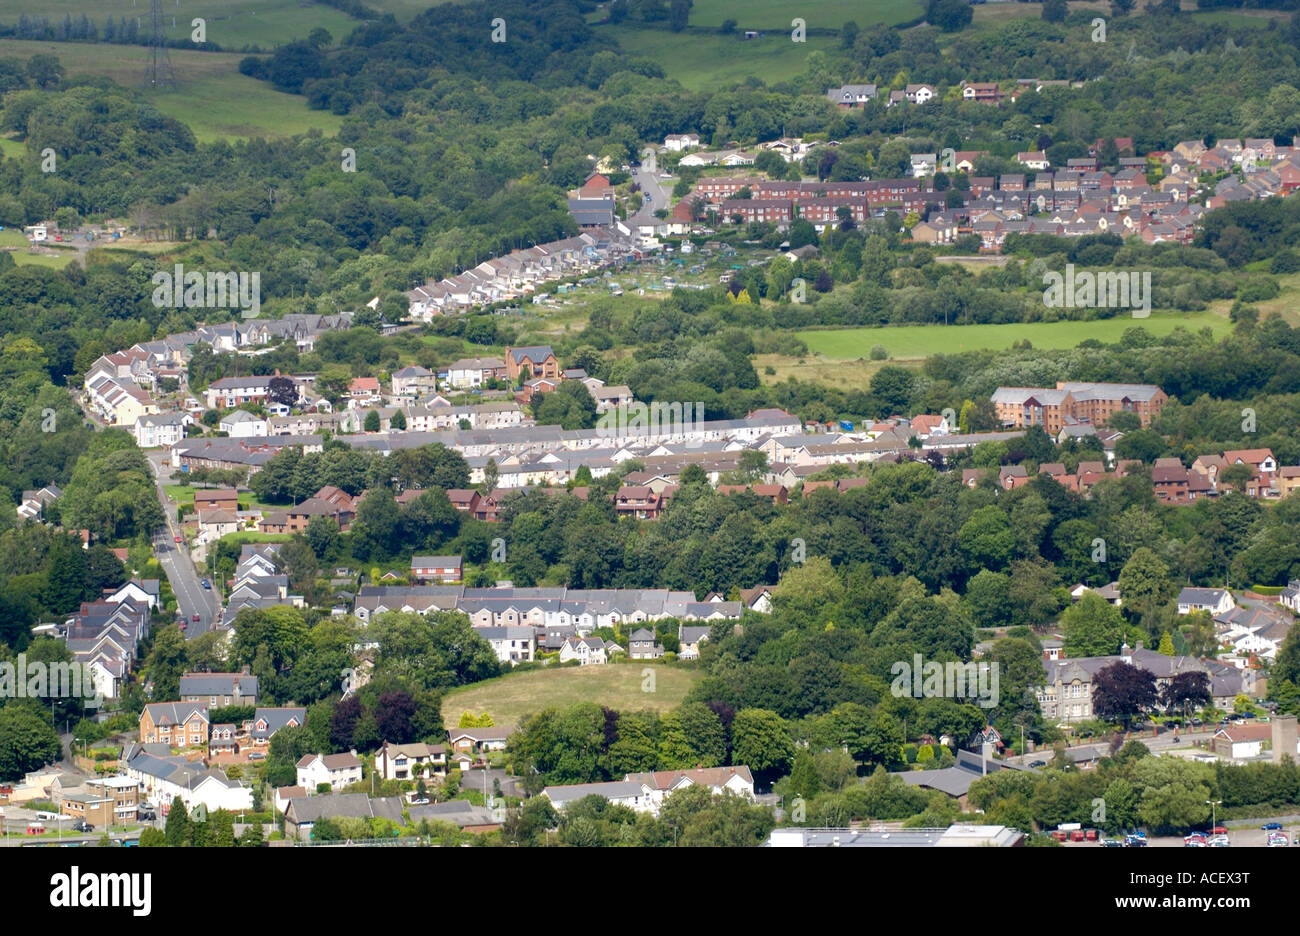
[629,151,669,229]
[146,452,221,637]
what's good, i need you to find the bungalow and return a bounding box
[1177,587,1235,616]
[348,377,382,408]
[448,728,511,754]
[542,780,656,814]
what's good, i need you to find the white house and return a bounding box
[1177,587,1235,616]
[296,752,364,791]
[219,409,269,438]
[542,780,656,813]
[474,625,536,665]
[559,636,608,665]
[664,133,700,152]
[134,411,194,448]
[626,766,755,810]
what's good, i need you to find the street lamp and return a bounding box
[1206,799,1222,836]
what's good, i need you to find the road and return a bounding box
[146,452,221,637]
[629,150,669,229]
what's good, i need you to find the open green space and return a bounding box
[797,310,1232,360]
[602,25,839,91]
[0,38,343,141]
[441,663,701,729]
[683,0,922,30]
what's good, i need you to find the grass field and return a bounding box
[683,0,922,30]
[755,352,916,392]
[604,25,840,91]
[0,38,343,141]
[0,0,425,49]
[796,310,1232,361]
[441,663,701,729]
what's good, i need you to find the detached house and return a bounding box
[410,555,463,584]
[179,672,259,707]
[139,702,210,747]
[246,706,306,745]
[506,346,560,383]
[296,752,364,791]
[375,740,447,781]
[1177,588,1235,616]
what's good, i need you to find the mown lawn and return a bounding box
[796,310,1231,360]
[441,663,701,730]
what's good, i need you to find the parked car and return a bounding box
[192,613,200,623]
[174,534,182,543]
[1263,822,1283,830]
[72,821,94,833]
[1028,760,1047,768]
[1191,717,1203,726]
[1267,832,1288,847]
[201,578,211,590]
[1212,825,1227,835]
[1100,839,1124,847]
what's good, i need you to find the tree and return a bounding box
[390,408,407,431]
[268,375,297,409]
[1162,671,1210,717]
[730,708,794,781]
[145,625,190,703]
[669,0,689,32]
[926,0,973,32]
[26,54,64,89]
[1062,593,1129,657]
[0,702,61,781]
[1091,661,1158,727]
[1117,547,1173,622]
[164,795,192,846]
[364,409,381,432]
[1042,0,1068,23]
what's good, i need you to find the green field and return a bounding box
[441,663,701,729]
[684,0,922,30]
[797,311,1232,360]
[0,39,343,140]
[604,25,840,91]
[0,0,429,49]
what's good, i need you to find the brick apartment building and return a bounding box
[991,382,1167,433]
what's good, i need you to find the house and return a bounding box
[204,376,278,410]
[1281,579,1300,614]
[542,780,656,813]
[60,776,140,828]
[1212,724,1274,760]
[826,84,877,108]
[960,81,1002,104]
[410,555,463,584]
[193,489,240,512]
[391,365,436,398]
[134,411,194,448]
[677,624,711,660]
[505,346,560,383]
[16,484,63,521]
[664,133,701,151]
[569,198,615,228]
[448,728,511,757]
[179,672,258,707]
[1177,587,1235,616]
[348,377,382,408]
[296,752,364,791]
[1017,151,1050,171]
[626,766,755,808]
[139,702,209,747]
[446,357,508,390]
[475,625,536,664]
[218,409,268,438]
[197,508,241,546]
[283,793,406,841]
[375,740,447,781]
[247,706,306,744]
[628,627,664,660]
[559,636,609,665]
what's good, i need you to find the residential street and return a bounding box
[146,452,221,637]
[629,150,669,228]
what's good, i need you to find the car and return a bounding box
[1191,717,1203,726]
[72,821,94,833]
[1212,825,1227,835]
[247,752,266,761]
[1028,759,1047,768]
[192,613,200,623]
[1210,835,1230,847]
[1100,839,1124,847]
[201,578,211,589]
[1267,833,1288,847]
[174,534,182,543]
[1263,822,1283,830]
